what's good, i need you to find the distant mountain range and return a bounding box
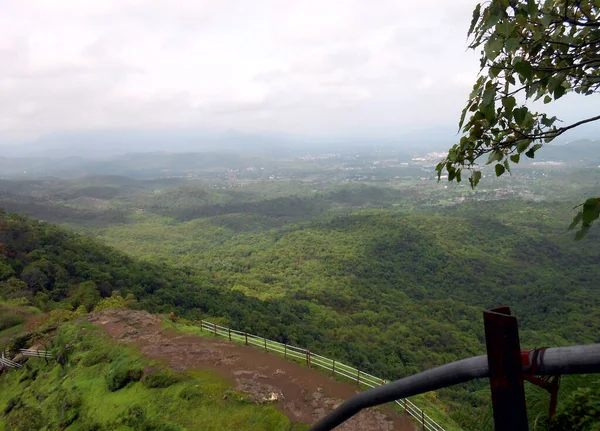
[0,127,456,159]
[0,134,596,180]
[534,139,599,164]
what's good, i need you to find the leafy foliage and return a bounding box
[551,383,600,431]
[93,291,137,312]
[142,369,187,389]
[106,358,144,392]
[437,0,600,237]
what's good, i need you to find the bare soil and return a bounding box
[88,310,415,431]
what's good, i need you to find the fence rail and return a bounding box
[20,349,53,359]
[197,319,444,431]
[0,351,22,368]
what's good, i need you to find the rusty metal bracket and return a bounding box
[483,306,529,431]
[522,347,561,418]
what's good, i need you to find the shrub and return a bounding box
[4,297,29,307]
[178,385,205,401]
[5,405,45,431]
[55,391,82,428]
[551,386,600,431]
[93,292,137,312]
[80,423,102,431]
[142,369,186,389]
[17,367,38,383]
[82,348,113,367]
[106,358,143,391]
[3,396,23,415]
[0,312,23,331]
[119,404,182,431]
[33,309,77,331]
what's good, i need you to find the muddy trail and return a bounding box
[88,310,415,431]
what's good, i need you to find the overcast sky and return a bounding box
[0,0,596,145]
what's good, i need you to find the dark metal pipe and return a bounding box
[308,344,600,431]
[529,344,600,375]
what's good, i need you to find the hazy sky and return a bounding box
[0,0,596,144]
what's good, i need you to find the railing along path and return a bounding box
[198,319,444,431]
[0,349,53,369]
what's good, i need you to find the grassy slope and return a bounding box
[0,321,298,431]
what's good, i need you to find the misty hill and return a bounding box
[535,139,600,164]
[0,152,272,179]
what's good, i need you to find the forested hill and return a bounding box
[1,208,599,428]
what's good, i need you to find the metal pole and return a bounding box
[483,306,529,431]
[421,410,425,431]
[213,323,217,336]
[332,360,335,376]
[228,328,231,342]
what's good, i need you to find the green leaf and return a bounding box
[513,107,527,126]
[487,151,503,164]
[543,95,552,104]
[482,87,496,107]
[517,140,530,153]
[489,67,501,78]
[503,159,511,173]
[470,170,482,188]
[554,84,566,100]
[527,0,538,15]
[448,147,458,162]
[525,143,543,158]
[574,226,590,241]
[541,115,556,127]
[446,164,456,181]
[568,212,583,231]
[514,60,533,81]
[502,96,516,113]
[468,4,481,35]
[498,21,516,37]
[484,37,504,60]
[510,154,520,163]
[505,38,520,53]
[458,106,468,130]
[495,164,505,177]
[581,198,600,226]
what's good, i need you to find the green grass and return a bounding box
[0,321,300,431]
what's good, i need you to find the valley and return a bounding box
[1,145,599,430]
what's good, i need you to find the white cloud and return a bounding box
[7,0,586,144]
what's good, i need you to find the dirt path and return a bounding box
[88,310,414,431]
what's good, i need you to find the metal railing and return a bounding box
[197,319,444,431]
[0,349,53,369]
[20,348,53,359]
[0,351,22,368]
